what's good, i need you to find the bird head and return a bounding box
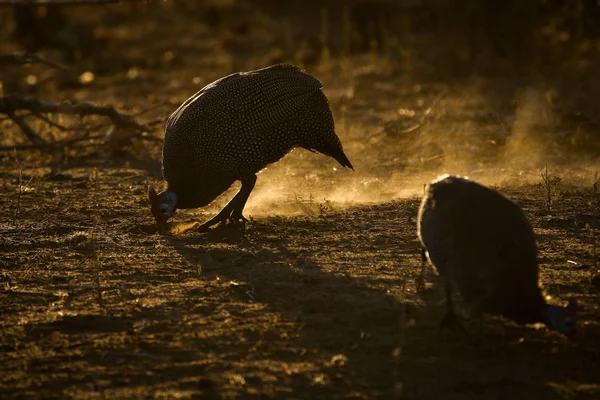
[147,185,178,231]
[546,298,578,338]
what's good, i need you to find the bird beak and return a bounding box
[148,185,168,234]
[158,216,168,234]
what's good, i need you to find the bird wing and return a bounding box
[166,64,324,137]
[230,64,324,131]
[166,72,242,130]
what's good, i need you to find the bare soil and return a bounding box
[1,2,600,399]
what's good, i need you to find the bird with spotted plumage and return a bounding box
[417,174,577,337]
[148,64,353,232]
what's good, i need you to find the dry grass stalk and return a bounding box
[12,153,34,226]
[88,168,104,307]
[540,163,551,212]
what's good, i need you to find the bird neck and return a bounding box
[541,305,563,329]
[164,190,178,207]
[168,179,235,209]
[158,190,178,215]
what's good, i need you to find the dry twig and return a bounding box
[0,0,144,5]
[0,94,153,148]
[540,164,562,213]
[88,168,105,307]
[13,155,35,226]
[540,163,551,212]
[0,95,144,130]
[0,52,67,70]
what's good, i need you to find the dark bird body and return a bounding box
[417,174,576,336]
[149,64,353,230]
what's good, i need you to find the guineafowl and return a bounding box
[417,174,576,337]
[148,64,353,232]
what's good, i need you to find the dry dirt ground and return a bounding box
[1,2,600,399]
[1,165,600,399]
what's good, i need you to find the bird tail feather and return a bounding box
[334,150,354,170]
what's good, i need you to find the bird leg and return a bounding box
[437,281,468,337]
[198,175,257,231]
[228,175,257,223]
[416,247,427,292]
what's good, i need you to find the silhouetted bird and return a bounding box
[148,64,353,232]
[417,174,576,337]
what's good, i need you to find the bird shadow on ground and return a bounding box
[399,288,597,400]
[162,201,598,399]
[4,189,599,398]
[164,218,408,396]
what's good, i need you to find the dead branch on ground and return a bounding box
[0,0,145,5]
[0,95,162,150]
[0,52,67,70]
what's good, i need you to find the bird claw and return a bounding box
[197,211,248,232]
[437,311,468,337]
[196,221,212,232]
[415,272,426,293]
[229,213,248,224]
[227,215,248,232]
[196,215,227,232]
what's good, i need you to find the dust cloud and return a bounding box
[239,83,598,218]
[244,166,428,217]
[502,87,555,170]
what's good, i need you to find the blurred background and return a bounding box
[1,0,599,212]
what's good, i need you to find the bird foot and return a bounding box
[415,272,426,293]
[196,215,225,232]
[229,212,248,225]
[197,217,229,232]
[437,311,468,337]
[197,221,215,232]
[197,211,248,232]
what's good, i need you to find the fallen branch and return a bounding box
[0,132,163,152]
[0,94,148,146]
[33,111,69,131]
[1,95,144,129]
[0,0,145,5]
[0,52,67,70]
[4,110,49,145]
